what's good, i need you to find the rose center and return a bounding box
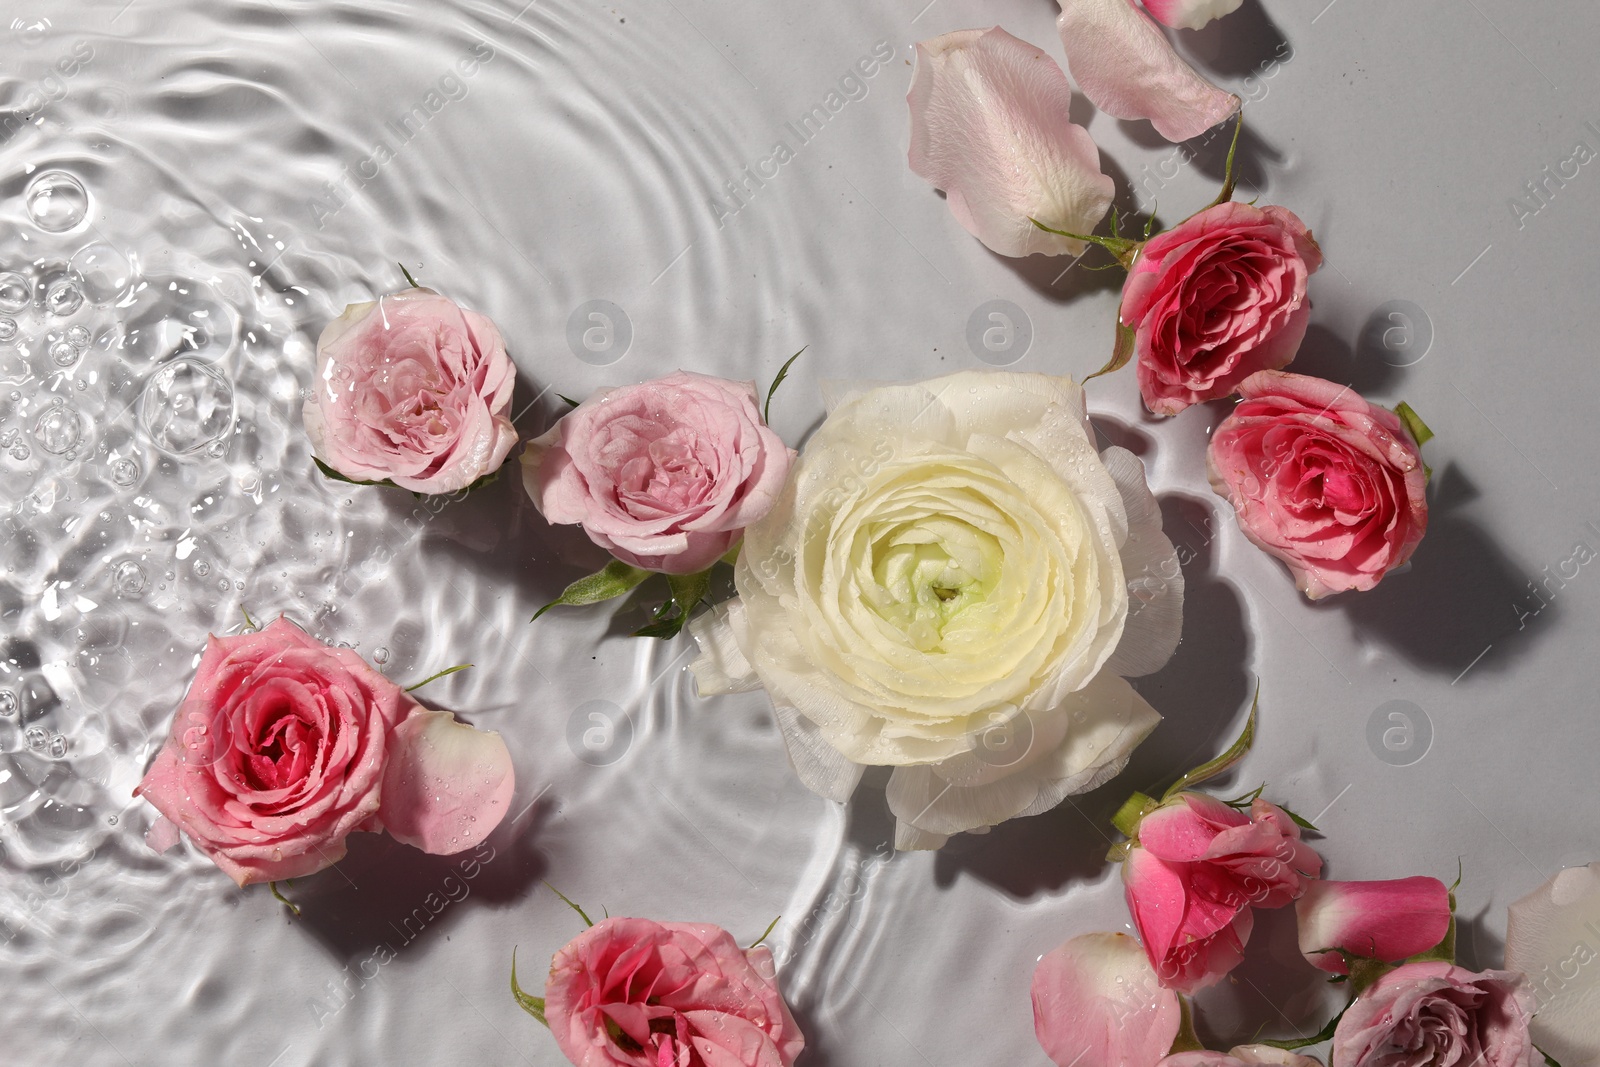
[865,515,1002,651]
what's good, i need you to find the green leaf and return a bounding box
[1278,803,1320,833]
[1111,791,1159,840]
[1086,321,1138,383]
[546,882,595,928]
[1537,1044,1564,1067]
[558,394,580,408]
[764,346,807,425]
[399,263,421,289]
[269,881,301,916]
[314,456,398,489]
[404,663,473,693]
[510,947,548,1027]
[631,566,714,640]
[533,561,653,622]
[750,915,781,950]
[1168,997,1204,1053]
[1258,1003,1345,1051]
[1029,217,1139,267]
[1394,401,1434,448]
[1207,111,1245,209]
[1162,683,1259,802]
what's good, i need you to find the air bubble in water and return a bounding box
[10,444,29,461]
[50,341,79,367]
[33,403,83,454]
[0,273,29,313]
[48,734,67,759]
[111,457,139,485]
[193,560,210,577]
[0,690,15,716]
[137,357,235,455]
[65,325,90,347]
[25,171,90,233]
[25,725,48,750]
[373,647,390,665]
[45,275,85,317]
[69,243,132,304]
[112,560,147,598]
[0,318,16,342]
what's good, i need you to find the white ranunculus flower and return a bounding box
[689,371,1184,849]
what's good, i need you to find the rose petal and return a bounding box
[1141,0,1243,31]
[379,710,514,854]
[1057,0,1240,142]
[1031,931,1181,1067]
[908,27,1114,257]
[1296,877,1452,974]
[145,815,181,854]
[1505,864,1600,1064]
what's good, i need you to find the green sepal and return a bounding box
[764,346,807,425]
[1161,684,1259,802]
[1086,321,1138,383]
[1277,803,1319,833]
[546,882,595,928]
[631,567,714,640]
[1168,998,1204,1053]
[1258,1002,1345,1050]
[532,561,652,622]
[558,394,580,408]
[1405,908,1456,966]
[1394,401,1435,448]
[1537,1044,1565,1067]
[404,663,473,693]
[1105,840,1132,863]
[1112,791,1159,840]
[750,915,781,950]
[719,539,744,567]
[510,947,548,1027]
[315,456,397,489]
[1029,217,1140,269]
[399,263,421,289]
[1347,955,1397,997]
[1206,112,1245,209]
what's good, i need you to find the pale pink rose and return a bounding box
[1296,877,1452,974]
[1141,0,1244,30]
[134,618,514,886]
[908,27,1114,257]
[1162,1047,1323,1067]
[523,371,792,575]
[1032,932,1181,1067]
[1207,371,1429,599]
[1126,794,1322,993]
[1122,202,1322,416]
[303,287,518,494]
[545,916,804,1067]
[1332,962,1537,1067]
[1056,0,1240,142]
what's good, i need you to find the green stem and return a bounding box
[269,881,301,916]
[399,262,421,289]
[1028,218,1140,269]
[1208,111,1245,208]
[404,663,473,692]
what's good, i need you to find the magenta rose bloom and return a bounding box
[1121,201,1322,415]
[523,371,792,574]
[1125,793,1322,993]
[1332,962,1536,1067]
[303,287,518,494]
[1207,370,1429,598]
[134,618,514,885]
[545,916,804,1067]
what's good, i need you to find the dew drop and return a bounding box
[25,171,90,233]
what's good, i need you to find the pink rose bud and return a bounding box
[1125,794,1323,994]
[1206,371,1430,599]
[303,287,519,494]
[134,618,514,886]
[1120,202,1323,416]
[1296,877,1453,974]
[522,371,792,574]
[545,916,804,1067]
[1057,0,1240,142]
[1332,962,1536,1067]
[1032,932,1181,1067]
[907,26,1114,258]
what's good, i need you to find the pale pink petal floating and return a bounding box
[379,709,515,854]
[1142,0,1243,31]
[1031,931,1180,1067]
[908,26,1114,257]
[1057,0,1239,142]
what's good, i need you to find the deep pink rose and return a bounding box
[1125,794,1323,993]
[523,371,792,574]
[545,916,804,1067]
[303,287,518,494]
[1121,202,1322,415]
[1161,1047,1323,1067]
[135,618,514,885]
[1296,877,1453,974]
[1332,962,1537,1067]
[1207,371,1429,598]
